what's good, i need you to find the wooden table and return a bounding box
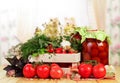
[0,66,120,83]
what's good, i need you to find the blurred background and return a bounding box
[0,0,120,65]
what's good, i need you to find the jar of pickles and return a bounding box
[81,38,109,65]
[76,28,110,65]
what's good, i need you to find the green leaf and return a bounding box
[32,53,38,57]
[85,32,96,39]
[75,27,111,43]
[20,34,50,59]
[75,27,87,37]
[38,48,46,54]
[95,31,107,41]
[75,27,87,43]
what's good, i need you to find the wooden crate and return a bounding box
[29,53,81,73]
[29,53,81,63]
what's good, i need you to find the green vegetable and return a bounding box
[32,53,38,57]
[20,34,62,59]
[38,48,46,54]
[20,34,50,59]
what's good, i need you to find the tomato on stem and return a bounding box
[78,63,92,78]
[50,63,64,79]
[55,47,63,53]
[23,64,36,78]
[37,64,50,79]
[93,63,106,78]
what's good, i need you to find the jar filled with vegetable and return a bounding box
[76,28,110,65]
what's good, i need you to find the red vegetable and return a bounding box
[98,41,107,51]
[98,51,108,59]
[47,44,54,53]
[92,57,101,63]
[51,63,60,68]
[78,63,92,78]
[37,64,50,79]
[50,63,63,79]
[72,32,81,40]
[23,64,36,78]
[48,48,54,53]
[91,49,98,57]
[93,63,106,78]
[55,47,63,53]
[83,53,91,61]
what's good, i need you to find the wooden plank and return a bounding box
[97,79,118,83]
[16,78,57,83]
[77,80,97,83]
[0,77,14,83]
[57,79,76,83]
[0,66,4,71]
[115,66,120,83]
[0,70,7,80]
[7,77,20,83]
[0,67,20,83]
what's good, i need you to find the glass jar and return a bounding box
[81,38,109,65]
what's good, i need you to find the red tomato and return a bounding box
[51,63,60,68]
[68,50,74,54]
[82,41,88,52]
[93,63,106,78]
[98,41,108,51]
[101,59,108,65]
[91,48,98,57]
[62,49,67,54]
[88,42,97,48]
[48,48,54,53]
[55,48,63,53]
[98,44,105,51]
[47,44,54,53]
[23,64,36,78]
[78,63,92,78]
[50,64,63,79]
[37,64,50,79]
[83,53,91,61]
[87,42,98,53]
[98,51,108,59]
[49,44,53,48]
[72,32,81,40]
[91,42,98,49]
[92,57,100,63]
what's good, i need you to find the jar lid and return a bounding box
[75,27,111,43]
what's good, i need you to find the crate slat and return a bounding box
[29,53,81,63]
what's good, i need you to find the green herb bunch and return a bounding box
[20,34,63,59]
[20,34,50,59]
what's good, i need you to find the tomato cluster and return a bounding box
[78,63,106,78]
[47,44,76,54]
[23,63,64,79]
[82,38,109,65]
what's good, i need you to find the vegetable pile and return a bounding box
[23,63,63,79]
[78,62,106,78]
[3,18,114,80]
[4,18,82,78]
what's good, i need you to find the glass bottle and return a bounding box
[81,35,109,65]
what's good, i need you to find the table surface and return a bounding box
[0,66,120,83]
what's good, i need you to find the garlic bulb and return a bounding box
[60,40,71,49]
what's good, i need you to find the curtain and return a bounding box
[95,0,106,30]
[89,0,120,65]
[106,0,120,65]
